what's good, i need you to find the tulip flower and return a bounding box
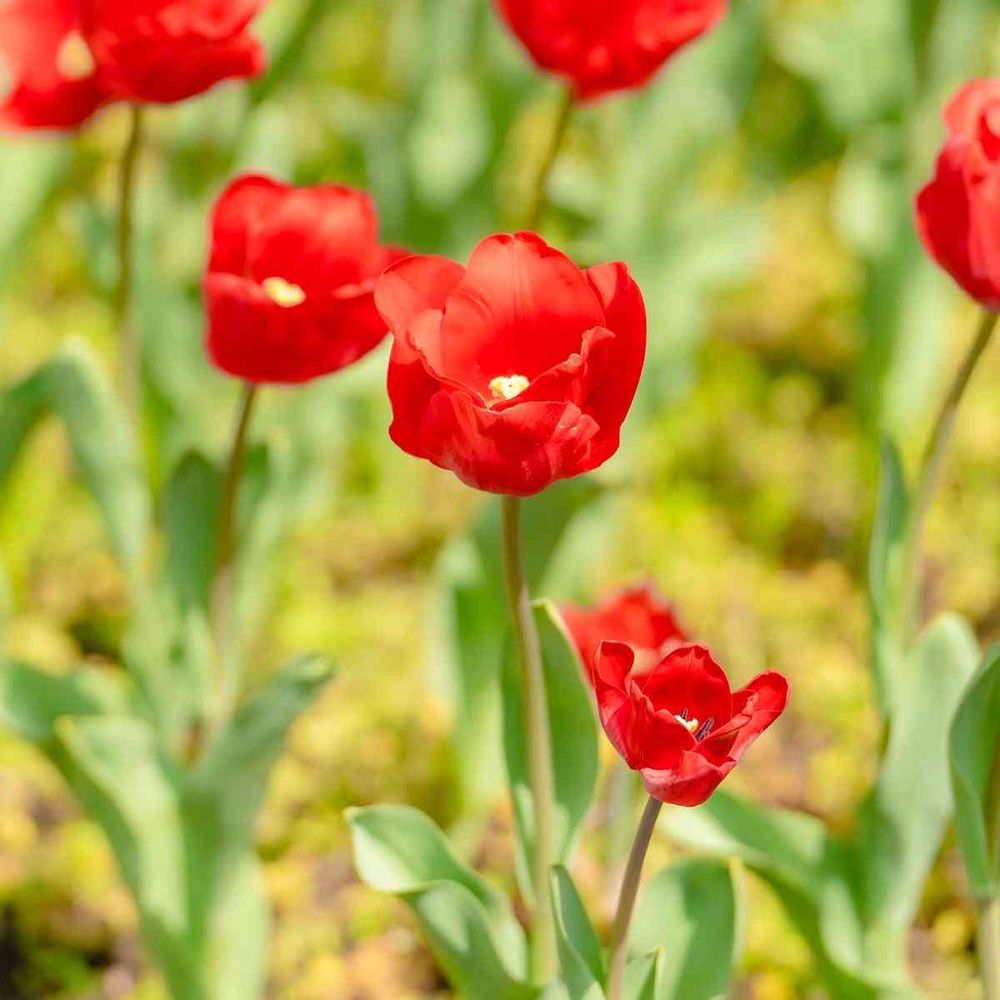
[0,0,268,130]
[205,174,405,385]
[591,641,788,807]
[916,79,1000,310]
[375,231,647,497]
[495,0,727,102]
[562,583,688,675]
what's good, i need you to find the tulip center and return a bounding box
[489,375,529,401]
[262,276,306,308]
[56,32,96,82]
[675,708,715,741]
[674,712,700,735]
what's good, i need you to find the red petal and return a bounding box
[641,752,732,807]
[638,645,732,728]
[208,173,289,276]
[375,255,466,338]
[702,671,788,761]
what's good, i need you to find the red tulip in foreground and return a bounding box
[495,0,727,102]
[916,79,1000,310]
[591,641,788,806]
[562,583,687,674]
[375,232,647,496]
[205,174,404,384]
[0,0,268,129]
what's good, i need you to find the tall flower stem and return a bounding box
[523,85,575,232]
[116,105,146,423]
[500,495,556,981]
[901,309,997,644]
[607,795,663,1000]
[206,382,259,745]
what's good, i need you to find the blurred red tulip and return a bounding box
[0,0,106,129]
[917,79,1000,310]
[205,174,404,385]
[375,232,647,497]
[561,583,687,675]
[82,0,267,105]
[1,0,267,130]
[495,0,727,102]
[591,641,788,806]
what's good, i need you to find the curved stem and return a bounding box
[607,796,663,1000]
[500,496,556,982]
[116,105,145,423]
[523,85,575,232]
[901,309,997,643]
[206,383,259,745]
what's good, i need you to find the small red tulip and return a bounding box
[0,0,106,129]
[591,641,788,807]
[205,174,405,385]
[561,583,687,675]
[916,79,1000,310]
[1,0,268,131]
[82,0,267,106]
[375,232,647,497]
[495,0,727,102]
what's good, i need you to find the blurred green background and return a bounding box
[1,0,999,995]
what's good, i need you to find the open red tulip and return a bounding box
[495,0,727,102]
[916,78,1000,310]
[375,232,647,497]
[1,0,268,131]
[561,583,687,675]
[205,174,405,385]
[591,641,788,807]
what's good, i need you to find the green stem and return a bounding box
[500,495,556,982]
[523,85,575,232]
[980,898,1000,1000]
[116,104,145,424]
[607,796,663,1000]
[902,309,997,644]
[206,383,259,745]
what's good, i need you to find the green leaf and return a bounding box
[435,480,606,814]
[502,602,599,897]
[347,805,534,998]
[859,613,980,960]
[0,342,151,594]
[951,643,1000,902]
[630,859,742,1000]
[624,950,662,1000]
[551,866,605,999]
[161,451,222,612]
[867,438,909,720]
[0,661,124,748]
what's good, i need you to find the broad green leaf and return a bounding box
[162,451,222,612]
[624,950,662,1000]
[951,643,1000,901]
[551,866,605,999]
[347,805,533,998]
[859,614,980,959]
[630,859,742,1000]
[867,438,908,720]
[502,602,599,898]
[0,342,151,594]
[0,661,124,748]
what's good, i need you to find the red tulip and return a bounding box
[591,641,788,806]
[1,0,267,131]
[82,0,267,105]
[0,0,106,129]
[205,174,405,385]
[495,0,727,102]
[916,79,1000,310]
[375,232,646,497]
[561,583,687,675]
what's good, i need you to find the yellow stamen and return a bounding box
[489,374,529,401]
[262,276,306,308]
[56,32,96,82]
[675,714,699,734]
